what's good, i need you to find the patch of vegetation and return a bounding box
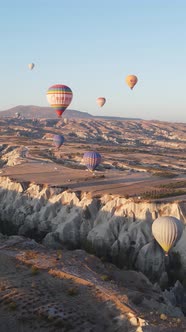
[140,189,186,199]
[67,287,79,296]
[62,163,85,170]
[81,145,91,149]
[54,319,73,330]
[159,181,186,189]
[31,265,39,275]
[152,171,177,178]
[100,275,110,281]
[8,301,17,310]
[67,152,82,157]
[100,256,107,263]
[68,132,78,137]
[96,146,136,153]
[82,240,97,256]
[56,249,62,260]
[54,319,65,328]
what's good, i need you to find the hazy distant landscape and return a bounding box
[0,105,141,120]
[0,108,185,199]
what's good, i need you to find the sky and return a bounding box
[0,0,186,122]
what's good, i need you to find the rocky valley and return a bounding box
[0,114,186,331]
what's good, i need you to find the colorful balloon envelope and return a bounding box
[53,134,65,149]
[28,63,35,70]
[152,216,182,255]
[126,75,138,90]
[96,97,106,108]
[46,84,73,117]
[83,151,102,171]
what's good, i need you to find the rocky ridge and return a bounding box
[0,176,186,283]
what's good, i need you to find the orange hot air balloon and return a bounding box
[96,97,106,108]
[126,75,138,90]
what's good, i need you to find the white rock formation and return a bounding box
[1,146,29,166]
[0,176,185,283]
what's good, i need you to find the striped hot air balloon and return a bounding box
[46,84,73,117]
[152,216,183,255]
[53,134,65,149]
[83,151,102,172]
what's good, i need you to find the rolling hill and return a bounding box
[0,105,141,120]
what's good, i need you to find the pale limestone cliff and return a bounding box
[0,176,186,284]
[1,146,29,166]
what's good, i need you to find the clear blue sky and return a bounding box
[0,0,186,122]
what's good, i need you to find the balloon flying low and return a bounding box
[53,134,65,149]
[46,84,73,118]
[96,97,106,108]
[83,151,102,172]
[28,63,35,70]
[152,216,183,255]
[126,75,138,90]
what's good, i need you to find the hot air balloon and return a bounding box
[126,75,138,90]
[97,97,106,108]
[152,216,183,255]
[28,63,35,70]
[53,134,65,149]
[83,152,101,172]
[46,84,73,118]
[15,112,21,119]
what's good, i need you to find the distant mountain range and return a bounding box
[0,105,141,121]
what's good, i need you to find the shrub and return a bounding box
[67,287,79,296]
[100,275,110,281]
[56,250,62,260]
[152,171,176,178]
[31,265,39,275]
[9,302,17,310]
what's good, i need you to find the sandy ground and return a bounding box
[0,239,138,332]
[0,237,186,332]
[1,161,186,200]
